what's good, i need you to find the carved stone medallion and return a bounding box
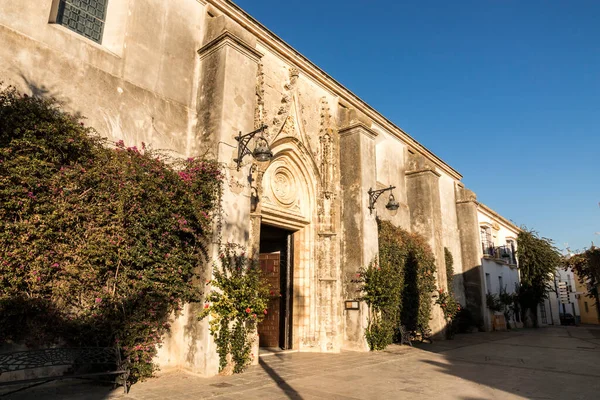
[270,166,297,207]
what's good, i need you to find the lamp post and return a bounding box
[367,186,399,215]
[233,125,273,170]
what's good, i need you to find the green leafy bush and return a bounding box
[356,219,437,350]
[498,289,516,329]
[436,248,460,338]
[516,229,561,326]
[434,289,460,327]
[364,313,394,351]
[0,87,222,383]
[199,245,271,373]
[486,293,503,313]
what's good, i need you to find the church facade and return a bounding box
[1,0,511,376]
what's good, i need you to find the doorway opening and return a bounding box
[258,224,294,350]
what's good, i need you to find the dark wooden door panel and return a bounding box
[258,253,280,348]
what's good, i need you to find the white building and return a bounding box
[477,204,521,331]
[544,266,581,325]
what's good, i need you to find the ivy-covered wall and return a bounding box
[356,219,437,350]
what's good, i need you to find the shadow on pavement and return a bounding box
[259,357,303,400]
[412,326,600,399]
[0,380,118,400]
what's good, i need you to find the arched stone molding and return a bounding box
[256,138,319,350]
[260,137,319,231]
[251,135,341,352]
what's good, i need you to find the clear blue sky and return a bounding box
[233,0,600,252]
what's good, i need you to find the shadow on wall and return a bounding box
[16,73,74,111]
[400,251,421,334]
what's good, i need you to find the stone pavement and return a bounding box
[3,326,600,399]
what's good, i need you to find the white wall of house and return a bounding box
[477,204,521,331]
[545,267,581,325]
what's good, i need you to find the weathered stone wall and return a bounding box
[439,175,466,305]
[1,0,508,377]
[405,153,447,336]
[455,186,486,328]
[374,130,411,229]
[0,0,205,157]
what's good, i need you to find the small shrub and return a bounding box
[438,248,461,338]
[365,314,394,351]
[486,293,503,313]
[434,288,460,332]
[199,245,271,373]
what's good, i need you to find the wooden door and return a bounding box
[258,252,280,348]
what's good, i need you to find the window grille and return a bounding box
[56,0,108,43]
[480,226,494,256]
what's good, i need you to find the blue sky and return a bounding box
[233,0,600,252]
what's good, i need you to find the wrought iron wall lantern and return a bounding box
[367,185,400,215]
[233,124,273,171]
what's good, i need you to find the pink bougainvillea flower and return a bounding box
[263,309,268,315]
[51,263,59,268]
[252,314,257,319]
[356,273,361,278]
[204,304,209,309]
[245,307,251,314]
[95,298,102,303]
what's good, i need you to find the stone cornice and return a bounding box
[456,199,479,205]
[204,0,463,181]
[338,122,378,139]
[478,202,521,234]
[197,31,263,62]
[405,168,441,178]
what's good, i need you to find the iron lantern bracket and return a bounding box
[368,185,396,214]
[233,124,269,171]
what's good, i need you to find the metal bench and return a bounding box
[0,346,129,397]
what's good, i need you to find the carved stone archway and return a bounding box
[252,137,324,351]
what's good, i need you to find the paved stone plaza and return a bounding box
[3,326,600,400]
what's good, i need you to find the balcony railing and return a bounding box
[482,244,517,265]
